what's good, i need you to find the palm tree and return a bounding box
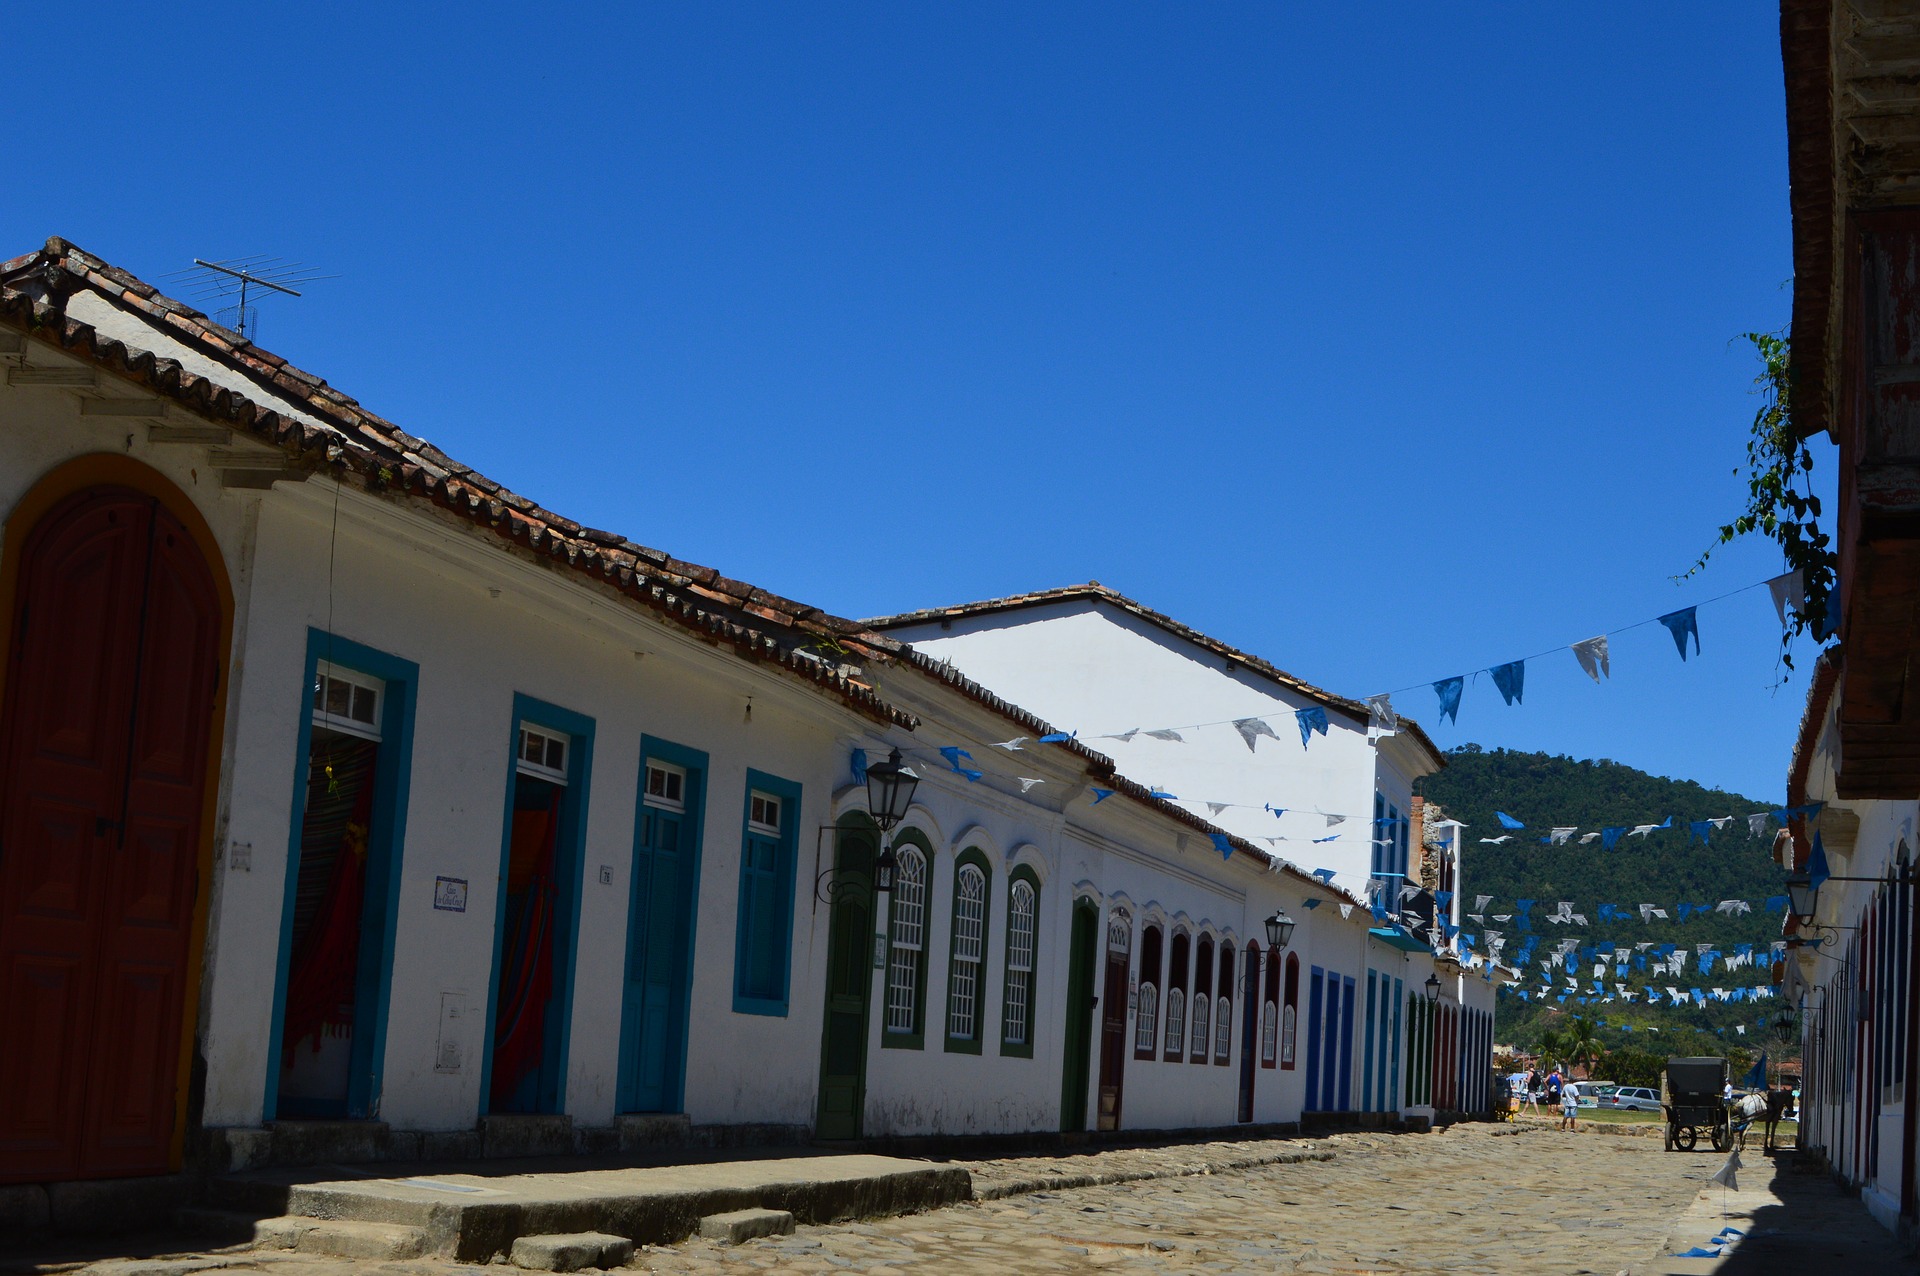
[1537,1025,1566,1068]
[1562,1017,1604,1076]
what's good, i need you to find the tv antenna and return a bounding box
[164,256,335,341]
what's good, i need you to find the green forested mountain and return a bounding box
[1415,746,1796,1058]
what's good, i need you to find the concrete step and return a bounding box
[171,1206,265,1244]
[255,1215,429,1260]
[698,1208,794,1244]
[263,1153,970,1259]
[509,1231,634,1271]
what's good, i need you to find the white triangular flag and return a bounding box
[1550,827,1577,845]
[1709,1149,1742,1191]
[1325,814,1346,827]
[1366,694,1398,738]
[1475,894,1492,911]
[1018,777,1045,792]
[1767,569,1803,628]
[1207,802,1228,815]
[993,737,1029,751]
[1748,812,1770,837]
[1145,728,1185,742]
[1337,902,1353,919]
[1571,635,1611,682]
[1578,832,1602,844]
[1233,717,1280,752]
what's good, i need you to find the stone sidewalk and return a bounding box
[8,1120,1910,1275]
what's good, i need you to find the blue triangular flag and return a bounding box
[1808,830,1830,888]
[1090,788,1114,804]
[1210,833,1232,859]
[939,746,972,772]
[1658,606,1700,660]
[1295,706,1329,747]
[1433,676,1463,724]
[1038,731,1074,743]
[1149,788,1177,800]
[1302,898,1323,910]
[1490,660,1525,706]
[850,748,868,786]
[1601,826,1627,851]
[1496,811,1525,830]
[1311,868,1336,883]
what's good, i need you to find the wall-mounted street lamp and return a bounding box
[1424,973,1441,1004]
[815,747,920,906]
[1265,910,1295,951]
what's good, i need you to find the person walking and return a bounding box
[1520,1065,1542,1116]
[1559,1080,1579,1131]
[1545,1065,1563,1108]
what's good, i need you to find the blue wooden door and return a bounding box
[1304,969,1322,1109]
[620,792,694,1112]
[1337,976,1355,1112]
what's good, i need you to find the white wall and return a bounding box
[885,601,1421,902]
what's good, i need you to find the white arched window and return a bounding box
[1190,987,1210,1060]
[1135,982,1159,1053]
[885,847,927,1035]
[1262,999,1279,1063]
[1164,987,1186,1055]
[946,863,987,1041]
[1215,996,1231,1060]
[1281,1004,1297,1066]
[1002,879,1036,1047]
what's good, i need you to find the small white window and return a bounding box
[517,724,570,784]
[313,662,383,741]
[747,790,782,834]
[644,760,686,810]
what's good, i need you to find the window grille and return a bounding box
[1002,880,1035,1046]
[1135,982,1158,1053]
[1216,996,1231,1060]
[1164,987,1186,1055]
[1191,988,1210,1060]
[747,790,781,834]
[1263,999,1279,1063]
[886,847,927,1034]
[947,864,986,1040]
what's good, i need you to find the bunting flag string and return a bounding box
[936,571,1802,752]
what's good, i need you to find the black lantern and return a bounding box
[874,845,898,895]
[1786,871,1819,925]
[865,748,920,832]
[1265,910,1295,950]
[1424,973,1441,1003]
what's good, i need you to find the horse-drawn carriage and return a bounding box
[1661,1056,1730,1153]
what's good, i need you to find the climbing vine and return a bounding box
[1683,331,1836,671]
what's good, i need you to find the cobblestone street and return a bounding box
[13,1122,1913,1276]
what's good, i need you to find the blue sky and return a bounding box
[18,3,1814,800]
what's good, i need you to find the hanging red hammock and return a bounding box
[491,804,558,1107]
[283,773,376,1057]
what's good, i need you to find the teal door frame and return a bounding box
[479,694,594,1115]
[263,629,419,1122]
[615,736,706,1113]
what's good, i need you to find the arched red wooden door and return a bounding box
[0,485,222,1183]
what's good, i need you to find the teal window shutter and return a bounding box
[733,771,800,1016]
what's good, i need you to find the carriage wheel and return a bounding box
[1711,1116,1731,1153]
[1675,1125,1698,1152]
[1663,1123,1674,1152]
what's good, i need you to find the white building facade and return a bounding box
[0,241,1497,1204]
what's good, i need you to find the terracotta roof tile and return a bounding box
[0,237,916,730]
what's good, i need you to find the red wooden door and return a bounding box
[0,487,220,1183]
[1096,950,1129,1132]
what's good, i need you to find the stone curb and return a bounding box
[970,1148,1336,1201]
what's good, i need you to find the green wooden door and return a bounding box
[1059,901,1097,1132]
[815,822,875,1139]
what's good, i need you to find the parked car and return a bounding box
[1603,1086,1662,1112]
[1566,1082,1617,1108]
